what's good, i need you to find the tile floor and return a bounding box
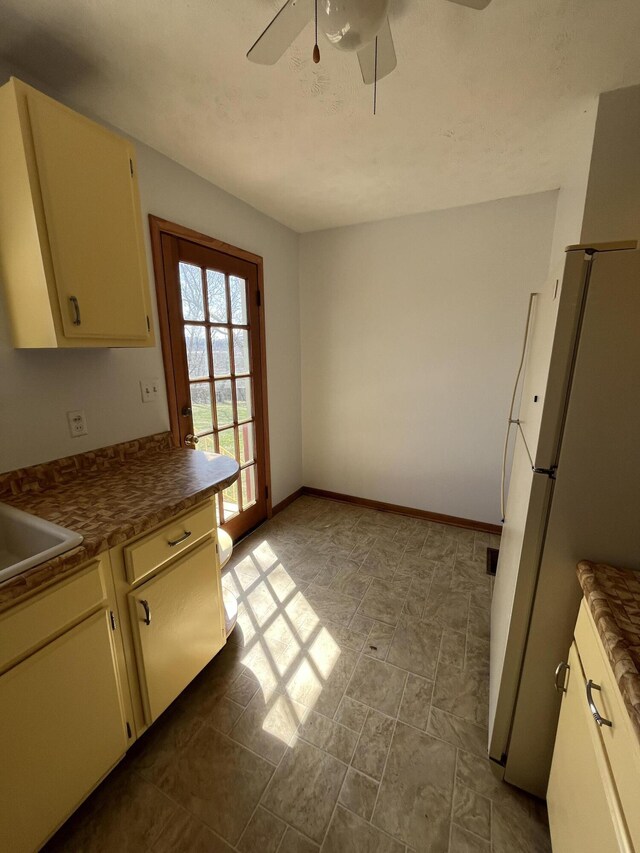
[45,497,551,853]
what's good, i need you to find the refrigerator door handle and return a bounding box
[501,292,538,521]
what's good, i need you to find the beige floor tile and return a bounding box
[226,673,260,706]
[334,695,369,732]
[278,826,319,852]
[298,710,359,763]
[152,809,234,852]
[438,628,467,669]
[449,823,491,853]
[386,615,442,679]
[155,725,274,845]
[351,709,396,780]
[302,583,360,627]
[364,620,396,660]
[230,690,308,764]
[467,603,491,641]
[432,663,489,727]
[422,589,470,633]
[339,768,380,821]
[398,673,434,730]
[323,806,404,853]
[372,722,455,852]
[346,656,407,717]
[237,806,286,853]
[285,644,359,718]
[452,784,491,841]
[360,540,403,580]
[358,579,408,626]
[426,707,488,758]
[262,740,347,843]
[44,764,176,852]
[350,612,375,635]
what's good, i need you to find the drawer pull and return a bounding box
[554,661,570,693]
[140,599,151,626]
[586,679,612,727]
[167,530,192,547]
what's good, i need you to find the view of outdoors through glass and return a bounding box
[179,262,257,523]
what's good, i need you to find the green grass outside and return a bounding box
[192,402,252,471]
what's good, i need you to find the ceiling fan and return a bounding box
[247,0,493,86]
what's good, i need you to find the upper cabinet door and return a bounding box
[27,91,149,340]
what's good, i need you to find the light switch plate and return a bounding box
[67,410,88,437]
[140,378,161,403]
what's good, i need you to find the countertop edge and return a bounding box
[0,461,238,615]
[577,559,640,745]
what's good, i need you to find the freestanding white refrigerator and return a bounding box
[489,240,640,798]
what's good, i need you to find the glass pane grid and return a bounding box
[183,264,257,526]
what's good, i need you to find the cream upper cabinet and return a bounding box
[0,77,154,348]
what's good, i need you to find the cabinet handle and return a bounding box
[586,679,612,727]
[140,599,151,626]
[69,295,81,325]
[554,661,570,693]
[167,530,192,547]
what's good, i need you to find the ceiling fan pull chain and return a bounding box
[313,0,320,63]
[373,36,378,115]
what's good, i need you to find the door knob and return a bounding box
[185,434,199,447]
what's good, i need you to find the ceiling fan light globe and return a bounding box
[320,0,390,52]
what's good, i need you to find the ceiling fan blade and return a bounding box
[357,18,397,85]
[446,0,493,9]
[247,0,314,65]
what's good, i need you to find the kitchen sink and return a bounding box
[0,502,83,584]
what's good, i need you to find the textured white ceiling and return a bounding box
[1,0,640,232]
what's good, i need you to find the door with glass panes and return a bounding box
[160,233,268,541]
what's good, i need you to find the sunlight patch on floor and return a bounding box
[224,539,341,743]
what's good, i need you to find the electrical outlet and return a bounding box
[140,378,160,403]
[67,410,88,437]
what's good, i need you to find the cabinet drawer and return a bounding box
[0,556,107,673]
[124,501,215,584]
[128,538,225,723]
[575,599,640,850]
[0,609,127,853]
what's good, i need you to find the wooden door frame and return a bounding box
[148,214,273,520]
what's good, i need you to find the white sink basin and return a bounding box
[0,502,83,583]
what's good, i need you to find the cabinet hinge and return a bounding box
[129,158,134,177]
[109,610,117,631]
[126,721,132,739]
[146,314,150,332]
[215,542,219,554]
[256,289,261,307]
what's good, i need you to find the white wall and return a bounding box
[299,191,558,525]
[581,84,640,244]
[0,85,302,505]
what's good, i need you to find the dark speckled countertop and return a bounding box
[577,560,640,743]
[0,433,239,613]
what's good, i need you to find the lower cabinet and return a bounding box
[0,609,128,852]
[0,498,225,851]
[548,600,639,853]
[547,642,629,853]
[128,538,225,723]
